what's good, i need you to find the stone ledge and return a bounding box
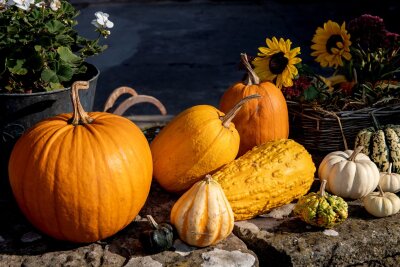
[233,201,400,267]
[1,182,400,266]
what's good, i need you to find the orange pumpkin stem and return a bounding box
[348,146,364,162]
[146,215,159,229]
[319,179,327,197]
[241,53,260,85]
[70,81,94,125]
[221,94,261,128]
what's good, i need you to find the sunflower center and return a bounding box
[326,35,343,54]
[269,52,289,74]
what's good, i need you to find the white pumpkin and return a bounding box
[318,146,380,199]
[363,186,400,217]
[379,163,400,193]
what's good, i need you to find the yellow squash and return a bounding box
[213,139,316,220]
[151,95,259,193]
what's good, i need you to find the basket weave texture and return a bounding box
[287,101,400,153]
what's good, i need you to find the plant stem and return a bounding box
[388,162,393,174]
[348,146,364,162]
[241,53,260,85]
[221,94,261,128]
[205,174,213,184]
[146,215,159,230]
[377,185,385,197]
[70,81,94,125]
[319,179,327,197]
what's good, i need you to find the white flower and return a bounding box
[91,11,114,29]
[9,0,34,11]
[0,0,7,12]
[49,0,60,11]
[35,1,45,8]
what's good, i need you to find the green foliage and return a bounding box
[0,0,110,93]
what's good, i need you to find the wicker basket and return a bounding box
[287,101,400,153]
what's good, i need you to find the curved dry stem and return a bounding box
[146,215,159,229]
[70,81,93,125]
[319,179,327,197]
[241,53,260,85]
[377,185,385,197]
[221,94,261,128]
[348,146,364,162]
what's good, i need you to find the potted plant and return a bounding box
[0,0,113,198]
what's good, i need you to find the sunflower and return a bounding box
[253,37,301,89]
[311,20,352,68]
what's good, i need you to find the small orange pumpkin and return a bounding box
[151,94,260,193]
[8,81,153,243]
[220,53,289,156]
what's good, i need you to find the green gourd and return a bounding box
[294,180,348,228]
[139,215,174,253]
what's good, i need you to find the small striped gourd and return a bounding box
[170,175,234,247]
[355,124,400,173]
[212,139,315,221]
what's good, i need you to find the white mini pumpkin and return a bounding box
[363,186,400,217]
[379,163,400,193]
[318,147,380,199]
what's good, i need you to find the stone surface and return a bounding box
[2,179,400,266]
[0,182,258,267]
[233,200,400,267]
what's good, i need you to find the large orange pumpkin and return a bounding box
[220,53,289,156]
[8,81,153,243]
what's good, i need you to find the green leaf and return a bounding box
[7,59,28,75]
[55,35,74,46]
[7,26,18,35]
[45,20,65,34]
[57,46,82,66]
[27,53,44,71]
[34,45,42,52]
[50,82,63,90]
[41,69,59,83]
[56,64,73,82]
[304,86,319,101]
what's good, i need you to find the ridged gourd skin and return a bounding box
[170,176,234,247]
[318,149,380,199]
[363,189,400,217]
[294,180,348,228]
[355,125,400,173]
[379,163,400,193]
[212,139,316,221]
[151,105,240,193]
[9,112,153,243]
